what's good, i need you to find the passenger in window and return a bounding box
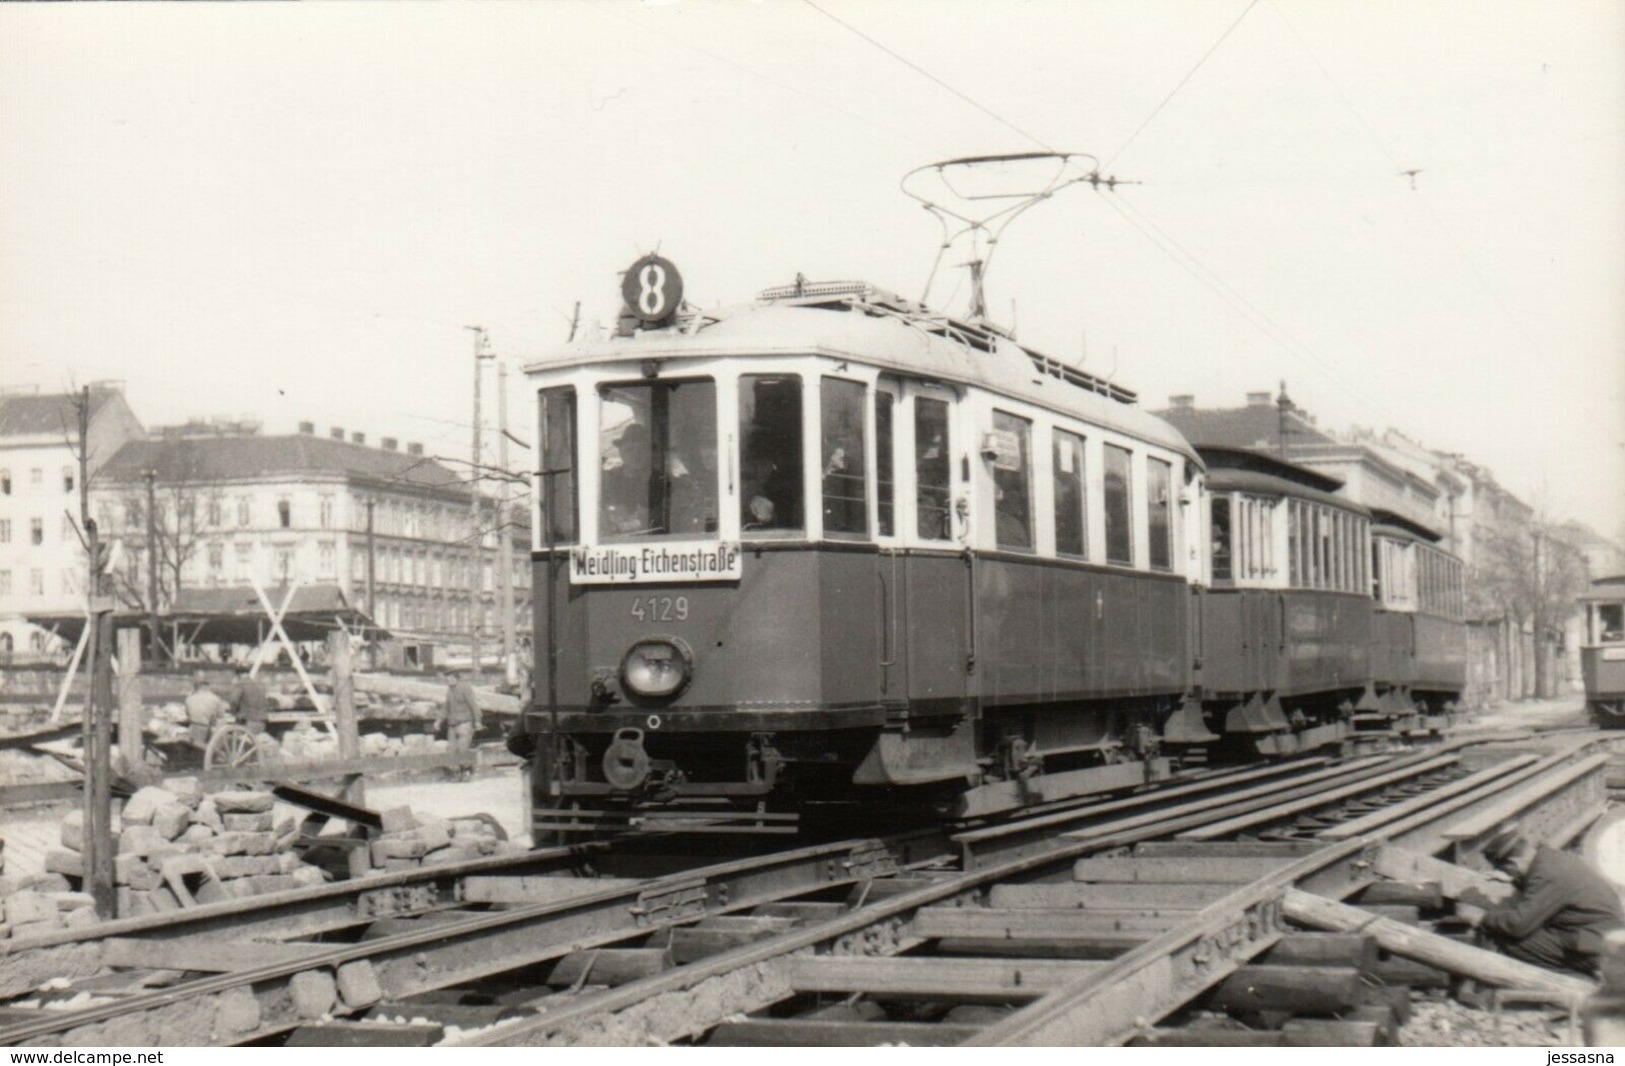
[742,453,795,529]
[602,422,653,534]
[994,486,1031,549]
[667,444,716,535]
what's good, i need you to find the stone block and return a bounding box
[43,849,84,878]
[192,796,224,832]
[290,865,328,888]
[122,786,179,826]
[151,803,192,841]
[8,918,59,940]
[194,878,253,905]
[179,823,215,845]
[159,777,203,807]
[245,874,301,895]
[60,906,100,930]
[379,806,416,834]
[381,857,420,872]
[21,873,73,894]
[209,831,279,856]
[60,809,85,852]
[5,891,56,926]
[335,960,382,1009]
[212,790,274,814]
[289,970,336,1019]
[360,732,389,757]
[115,854,160,891]
[48,891,95,912]
[215,855,283,879]
[371,836,429,864]
[222,812,274,833]
[117,825,168,857]
[413,822,451,852]
[216,986,261,1034]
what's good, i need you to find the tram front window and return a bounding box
[739,375,804,534]
[599,381,717,539]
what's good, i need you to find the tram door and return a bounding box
[897,383,971,711]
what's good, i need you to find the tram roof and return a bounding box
[524,293,1201,466]
[1581,574,1625,602]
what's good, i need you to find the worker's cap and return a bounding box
[1482,824,1528,865]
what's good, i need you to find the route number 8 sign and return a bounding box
[621,254,684,325]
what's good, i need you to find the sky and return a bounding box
[2,0,1622,539]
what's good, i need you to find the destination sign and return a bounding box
[570,541,742,584]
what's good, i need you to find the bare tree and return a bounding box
[1474,509,1589,699]
[102,445,221,645]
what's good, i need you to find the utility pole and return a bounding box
[496,358,517,687]
[144,469,159,664]
[79,387,115,917]
[466,326,494,676]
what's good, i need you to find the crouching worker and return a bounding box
[1466,824,1624,978]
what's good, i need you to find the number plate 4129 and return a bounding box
[631,596,689,622]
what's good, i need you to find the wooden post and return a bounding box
[1282,889,1593,999]
[84,607,116,917]
[328,629,361,805]
[116,628,144,777]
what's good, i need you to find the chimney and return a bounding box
[1246,391,1273,408]
[330,427,345,440]
[381,437,398,451]
[351,431,366,445]
[407,442,424,457]
[298,421,315,435]
[1169,394,1195,410]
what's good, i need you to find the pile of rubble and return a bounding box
[0,843,98,940]
[33,784,329,923]
[366,806,510,872]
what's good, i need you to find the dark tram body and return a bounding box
[1580,575,1625,727]
[517,263,1468,837]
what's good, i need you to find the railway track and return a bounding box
[0,733,1606,1046]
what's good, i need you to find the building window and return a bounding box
[126,502,142,529]
[1053,429,1087,558]
[30,468,43,489]
[207,497,222,527]
[275,548,293,584]
[990,411,1033,551]
[30,568,45,595]
[208,543,224,579]
[1,469,10,495]
[0,519,9,544]
[60,514,74,542]
[60,569,77,596]
[235,543,253,582]
[0,570,9,595]
[319,542,335,578]
[278,499,291,528]
[1103,444,1133,566]
[319,495,333,529]
[62,467,75,493]
[30,518,43,546]
[237,497,251,527]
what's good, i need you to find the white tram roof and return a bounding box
[524,282,1201,467]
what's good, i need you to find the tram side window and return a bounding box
[1287,501,1301,585]
[600,380,717,539]
[991,411,1033,551]
[876,390,895,537]
[821,378,868,537]
[740,375,804,533]
[1599,604,1624,643]
[1148,458,1173,571]
[539,387,577,544]
[1104,444,1133,566]
[1053,430,1087,558]
[915,399,952,541]
[1212,496,1233,583]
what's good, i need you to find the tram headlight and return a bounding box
[620,638,692,701]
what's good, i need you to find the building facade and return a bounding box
[0,383,145,659]
[92,423,530,661]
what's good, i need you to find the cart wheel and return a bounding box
[205,725,261,769]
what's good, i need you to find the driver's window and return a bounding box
[598,380,716,539]
[739,375,804,535]
[1601,604,1625,644]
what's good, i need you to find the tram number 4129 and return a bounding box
[631,595,689,622]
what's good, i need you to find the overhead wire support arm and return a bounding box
[901,152,1126,325]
